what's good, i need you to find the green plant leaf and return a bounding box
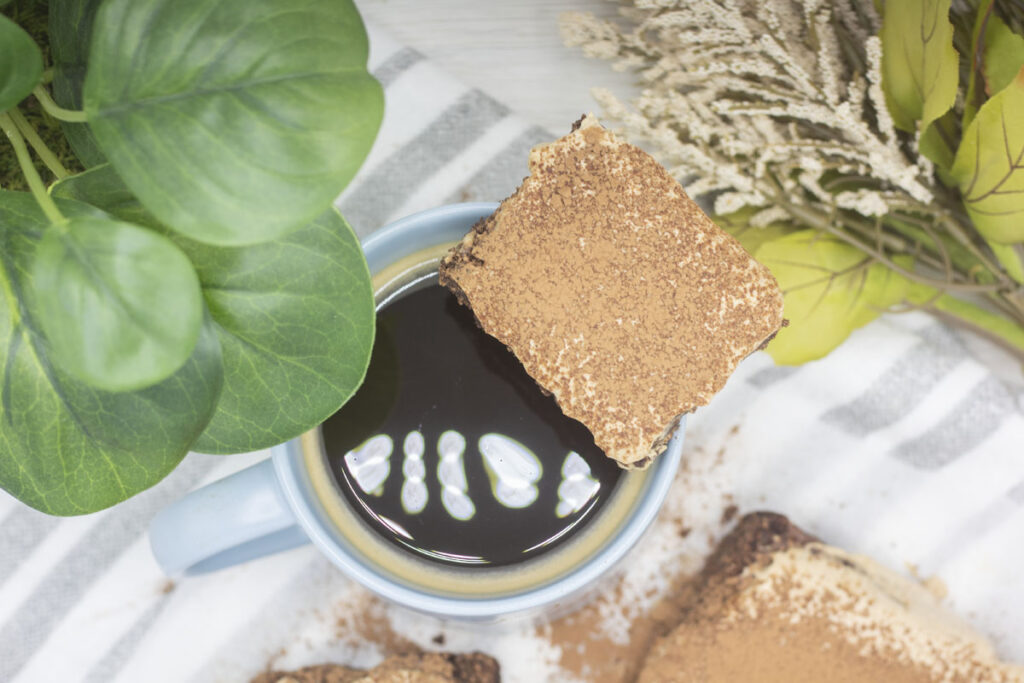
[964,8,1024,130]
[31,216,203,392]
[48,0,107,166]
[754,231,913,364]
[963,0,994,130]
[48,163,145,222]
[715,209,795,255]
[881,0,959,132]
[186,207,374,452]
[82,0,383,246]
[982,15,1024,97]
[0,14,43,112]
[918,289,1024,353]
[53,164,376,453]
[0,191,223,514]
[950,67,1024,244]
[918,109,957,172]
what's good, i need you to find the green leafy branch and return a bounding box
[0,0,382,514]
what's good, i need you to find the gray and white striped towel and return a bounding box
[1,26,1022,683]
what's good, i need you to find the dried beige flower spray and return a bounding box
[563,0,1024,363]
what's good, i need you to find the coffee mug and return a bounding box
[149,203,685,621]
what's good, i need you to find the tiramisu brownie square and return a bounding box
[639,513,1023,683]
[440,116,783,468]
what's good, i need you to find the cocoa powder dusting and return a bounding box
[439,115,784,467]
[333,594,418,657]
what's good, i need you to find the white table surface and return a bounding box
[358,0,640,137]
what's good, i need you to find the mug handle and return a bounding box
[149,458,309,575]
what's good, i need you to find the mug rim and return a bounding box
[270,203,684,619]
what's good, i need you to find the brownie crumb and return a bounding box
[720,504,739,525]
[252,652,499,683]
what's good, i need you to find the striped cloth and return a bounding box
[2,27,1023,683]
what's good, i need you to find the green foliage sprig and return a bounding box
[0,0,383,514]
[563,0,1024,364]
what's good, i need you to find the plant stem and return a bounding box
[884,213,987,283]
[934,209,1009,288]
[31,85,88,123]
[7,109,69,179]
[0,113,65,224]
[881,213,1024,324]
[777,196,1006,293]
[925,293,1024,361]
[856,214,954,277]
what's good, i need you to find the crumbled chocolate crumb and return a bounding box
[252,652,499,683]
[720,504,739,525]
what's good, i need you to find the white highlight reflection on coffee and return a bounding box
[345,430,602,520]
[401,431,428,514]
[556,451,600,518]
[478,433,542,508]
[437,430,475,521]
[344,434,392,496]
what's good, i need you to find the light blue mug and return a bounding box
[149,203,685,621]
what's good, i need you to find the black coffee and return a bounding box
[321,281,622,567]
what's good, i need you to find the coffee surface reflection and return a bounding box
[321,284,622,567]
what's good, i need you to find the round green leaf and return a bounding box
[982,16,1024,100]
[951,67,1024,244]
[0,191,223,514]
[54,164,376,452]
[182,206,374,453]
[755,231,913,365]
[0,14,43,112]
[715,208,796,256]
[82,0,384,246]
[881,0,959,132]
[32,216,203,391]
